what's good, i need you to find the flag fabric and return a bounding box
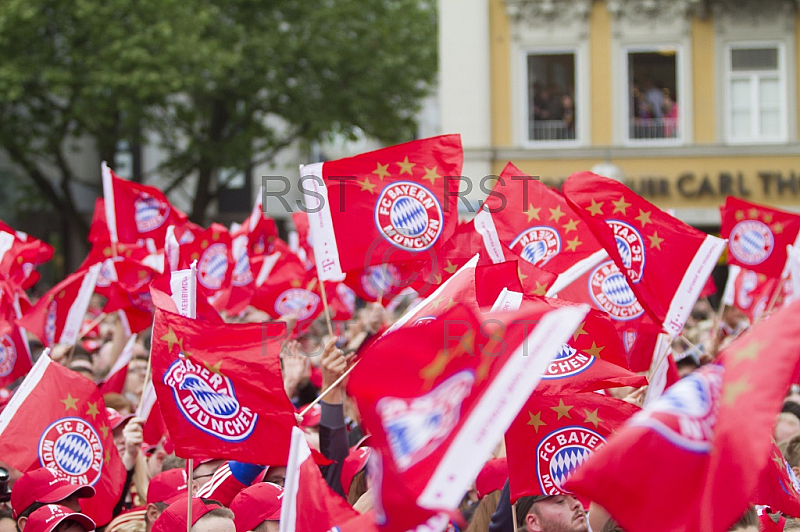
[0,230,53,290]
[99,335,137,395]
[755,442,800,517]
[224,228,256,315]
[177,223,233,309]
[280,427,362,532]
[562,171,726,338]
[291,211,316,270]
[505,393,639,502]
[348,301,589,530]
[102,163,188,247]
[150,308,295,464]
[301,135,463,281]
[0,354,127,526]
[565,298,800,532]
[722,265,777,322]
[19,264,102,347]
[720,197,800,279]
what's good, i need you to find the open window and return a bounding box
[526,52,577,143]
[626,48,681,142]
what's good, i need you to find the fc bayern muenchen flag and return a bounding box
[505,393,639,502]
[562,171,726,337]
[19,263,101,347]
[566,298,800,532]
[301,135,462,281]
[0,354,127,526]
[721,197,800,279]
[348,302,589,531]
[722,265,777,322]
[150,308,295,464]
[755,442,800,517]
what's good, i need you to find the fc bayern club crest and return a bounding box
[377,370,474,471]
[541,344,595,380]
[632,365,723,452]
[163,355,258,442]
[45,300,58,346]
[607,220,645,283]
[134,193,169,233]
[588,261,644,321]
[511,226,561,267]
[730,220,775,265]
[274,288,320,320]
[198,243,229,290]
[231,237,253,287]
[736,270,759,309]
[536,426,606,495]
[374,181,443,252]
[0,334,17,377]
[38,417,104,486]
[95,258,117,288]
[361,264,401,300]
[336,283,356,314]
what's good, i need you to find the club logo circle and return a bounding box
[730,220,774,265]
[134,193,169,233]
[0,334,17,376]
[274,288,320,321]
[607,220,645,283]
[511,227,561,267]
[541,344,595,380]
[588,261,644,321]
[39,418,104,486]
[536,426,606,495]
[374,182,443,252]
[198,243,229,290]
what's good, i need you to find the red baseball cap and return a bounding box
[146,469,189,506]
[24,504,95,532]
[152,497,223,532]
[341,447,371,496]
[106,408,134,430]
[475,457,508,499]
[11,467,95,519]
[230,482,284,532]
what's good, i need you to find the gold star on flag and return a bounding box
[517,266,528,282]
[476,355,494,383]
[103,247,113,257]
[373,162,390,180]
[204,360,223,375]
[86,402,100,420]
[648,232,664,250]
[433,273,442,284]
[585,342,605,358]
[422,166,441,185]
[723,378,750,406]
[583,408,603,428]
[773,452,785,469]
[444,261,459,274]
[550,399,573,420]
[58,290,66,299]
[562,218,579,233]
[61,393,79,412]
[730,340,760,364]
[357,178,376,194]
[764,213,774,223]
[524,205,541,222]
[443,298,457,311]
[748,208,759,219]
[212,232,220,241]
[190,252,199,261]
[396,157,415,175]
[105,450,111,463]
[735,210,745,221]
[290,279,302,288]
[200,239,209,249]
[532,282,548,296]
[612,196,631,215]
[429,297,445,309]
[99,424,109,439]
[565,237,582,252]
[635,209,652,227]
[160,325,183,353]
[420,352,450,390]
[772,222,785,234]
[549,205,565,222]
[527,411,547,433]
[572,322,588,342]
[586,200,604,216]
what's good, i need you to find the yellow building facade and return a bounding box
[439,0,800,227]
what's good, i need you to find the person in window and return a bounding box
[662,88,678,138]
[561,94,575,138]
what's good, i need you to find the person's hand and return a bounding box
[121,417,144,471]
[282,340,309,400]
[320,337,352,404]
[622,385,647,407]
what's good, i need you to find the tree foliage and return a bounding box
[0,0,437,248]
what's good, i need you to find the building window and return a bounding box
[626,48,680,142]
[527,53,576,143]
[726,44,785,143]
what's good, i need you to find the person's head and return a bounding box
[144,469,190,532]
[262,467,286,488]
[123,356,148,401]
[516,495,588,532]
[11,468,94,530]
[191,460,224,493]
[103,393,134,417]
[23,505,94,532]
[67,351,95,382]
[728,506,758,532]
[784,433,800,476]
[229,482,283,532]
[107,408,134,457]
[775,412,800,444]
[151,498,233,532]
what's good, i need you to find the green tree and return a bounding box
[0,0,437,258]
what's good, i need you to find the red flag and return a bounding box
[149,276,223,324]
[102,164,188,247]
[281,427,362,532]
[0,355,127,526]
[756,442,800,517]
[0,320,32,388]
[566,299,800,532]
[251,255,323,332]
[223,229,256,315]
[721,197,800,279]
[505,393,639,501]
[291,211,316,270]
[562,171,726,337]
[150,308,294,463]
[19,264,101,347]
[700,274,717,299]
[348,302,589,530]
[0,230,53,290]
[722,265,777,322]
[301,135,462,280]
[98,335,137,395]
[178,224,233,310]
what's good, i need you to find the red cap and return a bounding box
[11,468,95,519]
[341,447,371,496]
[24,504,95,532]
[106,408,134,430]
[146,469,189,506]
[297,403,321,428]
[152,498,224,532]
[475,458,508,499]
[230,483,283,532]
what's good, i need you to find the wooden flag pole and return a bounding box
[186,458,194,532]
[512,502,519,531]
[75,312,107,344]
[316,277,335,337]
[298,361,359,418]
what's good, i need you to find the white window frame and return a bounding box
[518,46,588,149]
[622,44,685,147]
[724,41,787,144]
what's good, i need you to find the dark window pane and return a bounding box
[628,51,678,139]
[731,48,778,71]
[527,53,576,141]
